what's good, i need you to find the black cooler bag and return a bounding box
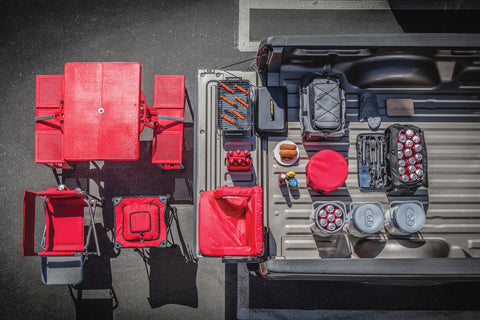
[300,73,346,140]
[385,124,428,195]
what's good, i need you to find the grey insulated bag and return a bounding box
[300,73,346,140]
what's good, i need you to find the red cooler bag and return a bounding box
[198,186,263,257]
[306,149,348,194]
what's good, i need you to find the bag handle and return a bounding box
[213,186,254,199]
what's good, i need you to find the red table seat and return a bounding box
[152,75,185,169]
[35,75,65,165]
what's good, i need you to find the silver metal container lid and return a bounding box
[352,203,385,234]
[394,202,426,233]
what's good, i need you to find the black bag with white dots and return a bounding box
[385,124,428,195]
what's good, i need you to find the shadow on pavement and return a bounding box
[147,245,198,308]
[60,134,194,231]
[225,264,238,320]
[68,224,118,320]
[135,207,198,309]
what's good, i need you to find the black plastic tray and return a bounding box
[356,133,387,191]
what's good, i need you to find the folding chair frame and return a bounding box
[22,185,102,285]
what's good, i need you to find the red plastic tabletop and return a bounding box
[63,62,141,161]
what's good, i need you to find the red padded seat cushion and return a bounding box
[115,197,167,248]
[44,197,86,252]
[198,186,263,257]
[130,211,152,233]
[306,149,348,194]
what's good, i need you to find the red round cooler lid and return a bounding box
[306,149,348,193]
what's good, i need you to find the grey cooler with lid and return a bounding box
[385,200,426,236]
[346,202,385,237]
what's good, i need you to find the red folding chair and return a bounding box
[23,185,100,285]
[112,196,171,249]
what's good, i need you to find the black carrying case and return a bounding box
[255,86,287,135]
[300,72,346,140]
[356,133,387,191]
[385,124,429,195]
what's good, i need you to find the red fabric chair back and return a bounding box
[198,186,263,257]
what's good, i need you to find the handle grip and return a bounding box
[213,186,254,199]
[35,115,57,122]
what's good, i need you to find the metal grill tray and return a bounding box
[216,80,252,132]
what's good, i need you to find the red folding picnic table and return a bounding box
[35,62,184,169]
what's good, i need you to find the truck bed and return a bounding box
[194,34,480,280]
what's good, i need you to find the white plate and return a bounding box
[274,141,299,166]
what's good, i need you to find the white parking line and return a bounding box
[238,0,391,52]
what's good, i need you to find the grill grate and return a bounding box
[216,80,252,132]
